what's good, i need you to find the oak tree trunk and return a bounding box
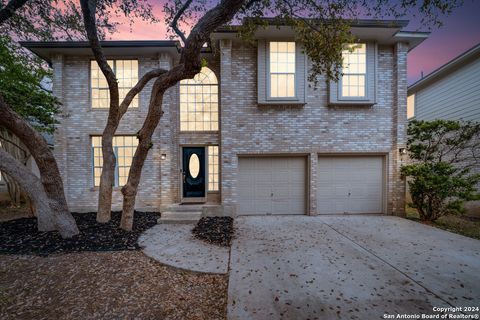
[96,131,116,223]
[118,0,247,230]
[0,128,28,206]
[0,149,54,231]
[120,93,165,231]
[0,98,79,238]
[80,0,121,223]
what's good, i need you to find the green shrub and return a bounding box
[401,120,480,221]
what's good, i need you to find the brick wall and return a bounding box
[52,39,408,215]
[220,41,408,216]
[52,54,176,212]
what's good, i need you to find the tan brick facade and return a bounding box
[51,38,408,216]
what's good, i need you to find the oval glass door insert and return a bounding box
[189,153,200,178]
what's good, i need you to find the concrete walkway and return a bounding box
[138,224,229,274]
[228,215,480,320]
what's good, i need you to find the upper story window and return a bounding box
[180,67,218,131]
[91,135,138,187]
[91,60,139,109]
[341,44,366,98]
[269,42,296,98]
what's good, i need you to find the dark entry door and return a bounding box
[182,147,206,198]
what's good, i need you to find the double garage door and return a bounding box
[238,156,384,215]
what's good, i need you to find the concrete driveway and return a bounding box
[227,215,480,320]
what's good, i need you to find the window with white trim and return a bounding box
[180,67,218,131]
[341,44,366,97]
[269,42,296,98]
[91,60,139,108]
[91,136,138,187]
[208,145,219,191]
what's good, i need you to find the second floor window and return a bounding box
[180,67,218,131]
[341,44,366,98]
[269,41,296,98]
[91,60,139,109]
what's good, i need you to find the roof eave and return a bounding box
[19,40,182,64]
[408,43,480,93]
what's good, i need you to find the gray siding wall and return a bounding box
[414,58,480,121]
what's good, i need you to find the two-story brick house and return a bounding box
[20,20,428,218]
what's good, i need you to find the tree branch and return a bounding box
[180,0,247,70]
[0,0,28,25]
[0,136,29,160]
[119,68,168,115]
[79,0,119,107]
[170,0,193,44]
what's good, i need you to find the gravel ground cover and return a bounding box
[0,251,228,320]
[192,217,234,247]
[0,211,159,255]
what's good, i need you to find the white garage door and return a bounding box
[317,156,384,214]
[238,157,306,215]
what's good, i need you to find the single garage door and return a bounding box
[238,157,306,215]
[317,156,384,214]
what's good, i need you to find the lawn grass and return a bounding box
[406,206,480,240]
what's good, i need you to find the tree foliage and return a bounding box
[0,0,157,40]
[401,120,480,222]
[0,36,60,133]
[163,0,463,83]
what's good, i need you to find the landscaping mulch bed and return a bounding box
[0,211,159,255]
[192,217,234,247]
[0,251,228,320]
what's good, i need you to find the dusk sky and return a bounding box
[108,0,480,85]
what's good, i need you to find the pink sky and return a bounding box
[107,0,480,85]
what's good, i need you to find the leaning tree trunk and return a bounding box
[118,0,247,230]
[0,97,79,238]
[0,150,54,231]
[0,128,29,206]
[120,92,166,231]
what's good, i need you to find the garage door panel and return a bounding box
[317,156,384,214]
[238,199,257,215]
[238,157,306,215]
[254,186,272,199]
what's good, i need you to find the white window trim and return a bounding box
[339,44,368,101]
[266,41,298,101]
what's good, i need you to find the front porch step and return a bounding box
[159,204,217,213]
[157,210,202,224]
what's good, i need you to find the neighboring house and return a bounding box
[407,43,480,121]
[407,43,480,215]
[20,20,427,217]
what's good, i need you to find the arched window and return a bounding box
[180,67,218,131]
